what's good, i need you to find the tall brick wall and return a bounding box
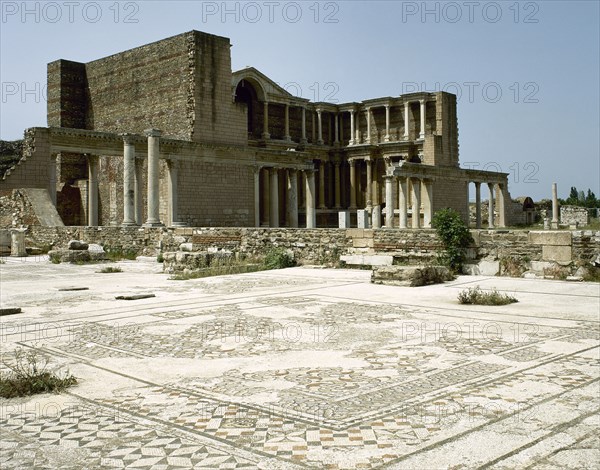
[47,60,87,128]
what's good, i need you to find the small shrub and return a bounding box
[0,348,77,398]
[432,208,473,273]
[104,246,137,261]
[98,266,122,273]
[458,286,518,305]
[49,252,61,264]
[263,248,296,270]
[157,253,164,263]
[583,266,600,282]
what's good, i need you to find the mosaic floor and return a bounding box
[1,259,599,469]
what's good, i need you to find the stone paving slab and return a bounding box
[0,258,598,469]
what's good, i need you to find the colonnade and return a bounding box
[468,181,506,228]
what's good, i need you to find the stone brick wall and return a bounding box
[0,128,51,192]
[560,206,589,226]
[47,60,87,128]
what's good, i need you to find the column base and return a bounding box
[418,133,425,140]
[143,221,164,227]
[121,221,138,227]
[300,138,308,145]
[284,135,292,142]
[384,136,390,142]
[317,139,324,145]
[261,133,271,140]
[171,222,188,227]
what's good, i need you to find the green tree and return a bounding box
[432,208,473,273]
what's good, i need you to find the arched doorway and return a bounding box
[234,80,258,136]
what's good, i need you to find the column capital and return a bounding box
[316,108,322,114]
[144,128,162,137]
[120,133,136,144]
[385,103,390,109]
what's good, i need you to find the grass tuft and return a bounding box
[98,266,122,273]
[458,286,518,305]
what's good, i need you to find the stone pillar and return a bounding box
[312,111,316,143]
[419,99,426,139]
[261,168,270,226]
[339,114,344,144]
[254,167,261,227]
[551,182,559,229]
[318,160,326,209]
[284,104,291,141]
[87,155,99,226]
[334,113,339,145]
[349,111,355,145]
[498,184,507,228]
[334,161,341,209]
[10,229,26,257]
[316,109,324,145]
[404,101,410,140]
[262,101,270,140]
[365,158,372,208]
[121,134,136,226]
[305,170,316,228]
[301,107,307,144]
[412,178,421,228]
[49,154,57,206]
[399,177,408,228]
[488,182,495,228]
[349,160,357,209]
[475,182,482,228]
[365,108,372,144]
[144,129,163,227]
[355,110,361,144]
[287,169,298,228]
[269,168,279,227]
[134,157,143,225]
[384,104,391,142]
[423,179,434,228]
[384,175,394,228]
[167,159,184,227]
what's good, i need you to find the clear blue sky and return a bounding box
[1,0,598,200]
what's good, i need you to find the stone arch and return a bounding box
[234,78,266,136]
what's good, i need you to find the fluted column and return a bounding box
[144,128,163,226]
[254,166,261,227]
[334,161,341,209]
[411,178,421,228]
[365,108,372,144]
[384,175,394,228]
[384,104,391,142]
[134,156,143,225]
[269,168,279,227]
[423,179,434,228]
[498,184,507,228]
[365,158,372,208]
[419,99,426,139]
[551,182,559,228]
[318,160,326,209]
[262,101,270,140]
[305,170,316,228]
[284,104,291,141]
[121,134,136,226]
[87,155,99,226]
[349,160,357,209]
[404,101,410,140]
[399,177,408,228]
[349,111,355,145]
[317,109,324,145]
[488,182,495,228]
[287,169,298,227]
[334,113,339,145]
[475,182,482,228]
[301,107,307,144]
[355,110,361,144]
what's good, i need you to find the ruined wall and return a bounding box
[560,206,589,226]
[0,189,41,227]
[0,128,52,191]
[47,60,87,128]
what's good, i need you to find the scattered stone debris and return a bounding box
[0,307,22,316]
[115,294,156,300]
[68,240,89,250]
[371,265,454,287]
[57,287,89,292]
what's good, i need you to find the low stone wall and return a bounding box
[13,226,600,278]
[560,205,590,226]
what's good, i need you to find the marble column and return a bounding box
[134,156,143,225]
[399,177,408,228]
[488,182,495,228]
[287,169,298,228]
[262,101,270,140]
[254,167,261,227]
[384,104,391,142]
[384,175,394,228]
[423,179,434,228]
[269,168,279,227]
[121,134,136,226]
[551,182,559,229]
[301,107,307,144]
[498,183,506,228]
[355,110,361,144]
[167,159,183,226]
[419,99,426,139]
[404,101,410,140]
[365,158,373,208]
[475,182,482,228]
[365,108,372,144]
[49,154,57,206]
[334,161,341,209]
[87,155,99,226]
[144,129,163,226]
[317,109,324,145]
[349,160,357,209]
[305,170,316,228]
[261,168,270,226]
[284,104,291,141]
[349,111,355,145]
[411,178,421,228]
[334,113,339,145]
[318,160,326,209]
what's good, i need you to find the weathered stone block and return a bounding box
[528,231,572,246]
[357,210,369,228]
[463,260,500,276]
[338,211,351,229]
[341,254,393,266]
[542,245,572,262]
[68,239,89,250]
[372,265,454,287]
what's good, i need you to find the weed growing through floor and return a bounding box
[98,266,123,273]
[49,252,61,264]
[0,348,77,398]
[458,286,518,305]
[157,253,164,263]
[432,208,473,273]
[263,248,296,270]
[104,246,138,261]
